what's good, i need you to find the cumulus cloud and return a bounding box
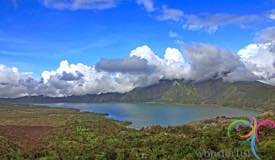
[238,26,275,85]
[129,45,163,66]
[0,45,189,97]
[129,46,189,80]
[42,60,134,95]
[184,43,257,82]
[59,71,84,81]
[1,40,275,98]
[164,47,184,63]
[137,0,154,12]
[42,0,117,10]
[0,64,32,98]
[238,42,275,84]
[157,6,184,22]
[39,60,138,96]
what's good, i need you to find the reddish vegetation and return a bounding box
[0,125,53,151]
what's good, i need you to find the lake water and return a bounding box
[38,103,257,129]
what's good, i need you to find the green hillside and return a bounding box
[155,80,275,112]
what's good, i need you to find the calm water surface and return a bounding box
[38,103,257,128]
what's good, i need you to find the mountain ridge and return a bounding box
[1,79,275,112]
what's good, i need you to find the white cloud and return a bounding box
[184,43,257,82]
[0,65,33,86]
[169,31,179,38]
[238,42,275,83]
[1,47,168,98]
[268,9,275,20]
[129,45,162,66]
[137,0,154,12]
[164,48,184,63]
[0,64,32,98]
[1,41,275,98]
[130,45,189,80]
[255,26,275,42]
[168,31,185,46]
[42,0,117,10]
[238,26,275,85]
[40,60,129,96]
[157,6,184,22]
[182,13,263,33]
[269,14,275,20]
[238,43,262,59]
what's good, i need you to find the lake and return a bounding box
[38,103,257,129]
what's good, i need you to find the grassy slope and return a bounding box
[157,80,275,112]
[0,103,274,160]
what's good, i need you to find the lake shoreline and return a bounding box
[7,99,264,112]
[145,101,263,113]
[32,102,258,129]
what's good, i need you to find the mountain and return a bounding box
[1,79,275,111]
[156,79,275,111]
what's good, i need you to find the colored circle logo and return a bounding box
[227,116,275,160]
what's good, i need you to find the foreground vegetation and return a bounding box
[0,103,274,160]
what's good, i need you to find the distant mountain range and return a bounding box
[1,79,275,112]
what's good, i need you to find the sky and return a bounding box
[0,0,275,98]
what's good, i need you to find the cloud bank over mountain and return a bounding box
[238,27,275,85]
[0,27,275,98]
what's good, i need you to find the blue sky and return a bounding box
[0,0,274,78]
